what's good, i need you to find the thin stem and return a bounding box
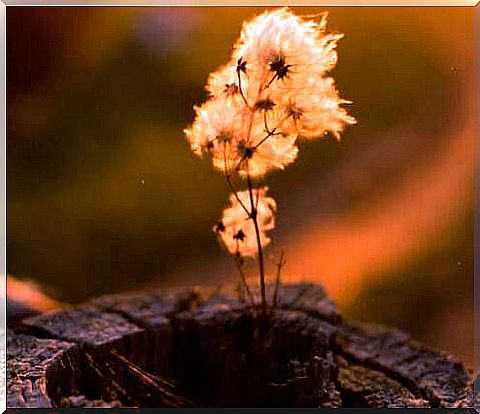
[265,73,277,89]
[236,69,256,147]
[271,249,286,314]
[246,167,267,318]
[232,246,244,303]
[254,128,280,150]
[234,275,245,303]
[237,69,252,110]
[234,254,255,307]
[233,128,282,174]
[226,174,250,215]
[263,112,273,135]
[222,143,253,306]
[254,112,291,150]
[223,142,250,216]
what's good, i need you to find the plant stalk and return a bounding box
[246,170,267,318]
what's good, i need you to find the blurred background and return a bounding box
[7,7,473,367]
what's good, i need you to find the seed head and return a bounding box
[186,8,355,180]
[214,187,276,258]
[185,8,356,269]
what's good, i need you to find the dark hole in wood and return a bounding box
[40,309,335,407]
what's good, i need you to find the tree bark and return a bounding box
[7,283,475,408]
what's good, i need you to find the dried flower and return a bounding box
[230,9,341,87]
[186,8,355,179]
[214,187,276,258]
[184,8,355,315]
[184,98,298,178]
[276,77,356,140]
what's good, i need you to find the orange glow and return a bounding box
[283,118,473,307]
[6,275,62,312]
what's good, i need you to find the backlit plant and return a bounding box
[184,8,355,317]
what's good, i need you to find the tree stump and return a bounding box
[7,283,475,408]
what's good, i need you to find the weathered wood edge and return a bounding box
[7,283,474,408]
[7,330,80,408]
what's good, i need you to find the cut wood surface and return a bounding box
[7,283,475,408]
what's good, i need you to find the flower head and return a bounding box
[275,77,357,140]
[214,187,276,258]
[184,98,298,178]
[188,8,354,178]
[184,9,356,312]
[231,8,341,88]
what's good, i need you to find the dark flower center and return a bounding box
[224,83,239,96]
[286,105,303,120]
[254,98,276,112]
[202,140,215,155]
[269,55,291,80]
[233,229,246,241]
[236,57,247,74]
[217,131,233,143]
[237,140,255,159]
[214,220,226,233]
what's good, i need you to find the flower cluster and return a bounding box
[185,8,355,181]
[214,187,276,258]
[184,8,354,288]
